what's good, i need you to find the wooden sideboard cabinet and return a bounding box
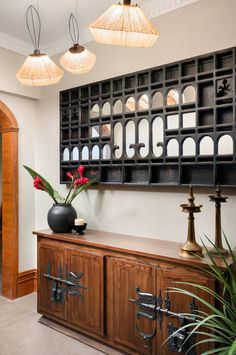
[34,229,227,355]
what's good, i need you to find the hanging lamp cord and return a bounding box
[26,5,41,53]
[69,13,80,45]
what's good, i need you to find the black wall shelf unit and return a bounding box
[60,47,236,187]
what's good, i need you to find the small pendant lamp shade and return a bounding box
[89,1,159,48]
[60,14,96,75]
[17,52,64,86]
[16,6,63,86]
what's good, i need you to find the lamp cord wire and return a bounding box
[26,5,41,51]
[69,13,79,45]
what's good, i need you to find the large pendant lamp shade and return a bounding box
[60,14,96,74]
[89,0,159,48]
[16,6,63,86]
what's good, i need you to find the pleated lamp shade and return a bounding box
[16,52,64,86]
[89,3,159,48]
[60,44,96,74]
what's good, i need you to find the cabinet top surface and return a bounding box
[34,229,231,269]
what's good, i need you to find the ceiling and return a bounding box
[0,0,200,56]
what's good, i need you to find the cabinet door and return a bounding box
[67,248,104,336]
[159,267,215,355]
[38,241,67,320]
[109,257,156,354]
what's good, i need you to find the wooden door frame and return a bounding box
[0,100,19,299]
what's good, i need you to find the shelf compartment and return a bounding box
[101,166,123,183]
[216,50,233,69]
[217,164,236,185]
[198,81,214,107]
[151,165,179,184]
[198,56,214,73]
[181,165,214,185]
[124,166,149,184]
[216,106,233,124]
[182,60,196,76]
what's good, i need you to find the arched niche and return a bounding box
[218,134,233,155]
[113,122,123,158]
[152,116,163,157]
[90,104,99,118]
[138,94,149,111]
[199,136,214,155]
[167,139,179,156]
[182,137,196,156]
[81,146,89,161]
[152,91,163,108]
[63,147,70,161]
[182,85,196,103]
[166,89,179,106]
[138,119,149,157]
[102,144,111,160]
[125,120,135,158]
[125,97,136,112]
[113,100,123,114]
[71,147,79,161]
[91,145,100,160]
[102,102,111,116]
[0,100,19,299]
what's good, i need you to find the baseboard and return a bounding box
[17,269,37,297]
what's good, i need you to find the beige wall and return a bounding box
[0,48,40,99]
[35,0,236,249]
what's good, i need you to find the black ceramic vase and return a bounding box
[47,204,77,233]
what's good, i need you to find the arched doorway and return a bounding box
[0,100,18,299]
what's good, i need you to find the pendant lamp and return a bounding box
[89,0,159,48]
[16,5,63,86]
[60,14,96,74]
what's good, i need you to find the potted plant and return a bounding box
[167,235,236,354]
[24,165,96,233]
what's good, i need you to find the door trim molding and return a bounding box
[0,100,19,299]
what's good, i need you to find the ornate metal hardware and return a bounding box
[129,288,197,352]
[43,262,86,303]
[168,323,195,354]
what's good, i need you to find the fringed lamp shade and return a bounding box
[16,52,64,86]
[16,6,64,86]
[60,44,96,74]
[89,2,159,48]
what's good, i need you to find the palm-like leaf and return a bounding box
[166,235,236,354]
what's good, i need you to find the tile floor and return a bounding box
[0,293,106,355]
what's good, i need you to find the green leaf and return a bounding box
[23,165,64,203]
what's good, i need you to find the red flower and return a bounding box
[77,165,85,177]
[74,177,89,186]
[66,171,73,179]
[33,176,46,191]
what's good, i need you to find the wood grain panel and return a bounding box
[67,249,104,336]
[33,229,232,270]
[109,257,156,354]
[17,269,37,297]
[37,243,67,320]
[159,267,215,354]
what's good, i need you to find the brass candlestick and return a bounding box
[209,184,229,256]
[179,186,203,258]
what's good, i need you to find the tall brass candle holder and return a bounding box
[209,184,229,256]
[179,186,203,258]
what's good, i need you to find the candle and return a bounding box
[74,218,85,226]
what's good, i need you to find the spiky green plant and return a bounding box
[166,234,236,355]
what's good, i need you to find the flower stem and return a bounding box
[65,183,74,204]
